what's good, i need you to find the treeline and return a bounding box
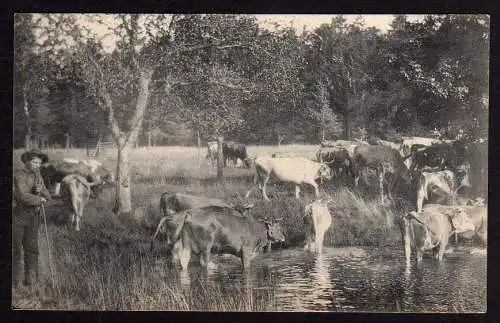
[14,14,489,149]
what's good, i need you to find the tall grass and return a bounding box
[12,146,405,310]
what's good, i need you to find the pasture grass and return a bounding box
[13,146,404,311]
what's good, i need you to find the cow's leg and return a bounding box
[402,219,412,267]
[241,248,253,270]
[311,182,320,199]
[262,174,271,201]
[178,244,191,271]
[379,171,385,205]
[295,184,301,199]
[75,199,83,232]
[170,240,182,267]
[54,182,61,196]
[199,243,212,270]
[416,249,423,264]
[436,242,446,263]
[317,232,324,254]
[417,187,425,213]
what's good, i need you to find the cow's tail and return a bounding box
[406,211,425,225]
[159,191,171,217]
[245,160,260,199]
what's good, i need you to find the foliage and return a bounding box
[14,14,489,148]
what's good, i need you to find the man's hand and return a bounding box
[40,197,47,204]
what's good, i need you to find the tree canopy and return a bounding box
[14,14,489,149]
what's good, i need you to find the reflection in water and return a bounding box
[159,246,486,312]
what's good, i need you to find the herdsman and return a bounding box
[13,149,52,287]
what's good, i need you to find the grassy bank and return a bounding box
[12,146,405,310]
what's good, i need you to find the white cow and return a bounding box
[206,141,218,166]
[245,157,333,200]
[303,199,332,253]
[60,174,97,231]
[376,139,403,151]
[416,169,471,212]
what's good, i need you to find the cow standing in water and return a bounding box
[401,204,481,266]
[303,199,332,254]
[154,205,285,271]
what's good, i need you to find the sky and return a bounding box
[255,14,421,33]
[49,14,425,52]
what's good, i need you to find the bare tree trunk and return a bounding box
[322,126,325,142]
[23,88,31,150]
[148,130,151,148]
[113,146,132,215]
[65,133,70,149]
[110,69,153,215]
[196,129,201,149]
[217,136,224,183]
[343,99,351,140]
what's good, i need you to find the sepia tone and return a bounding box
[12,14,488,312]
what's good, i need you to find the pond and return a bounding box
[161,245,486,312]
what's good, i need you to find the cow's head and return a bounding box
[231,201,254,216]
[260,217,285,243]
[317,163,333,181]
[243,157,254,169]
[448,208,475,234]
[455,162,471,190]
[94,165,115,185]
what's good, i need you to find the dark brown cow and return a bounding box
[408,140,468,173]
[223,141,249,168]
[466,141,487,200]
[352,145,411,204]
[156,206,285,270]
[315,147,352,178]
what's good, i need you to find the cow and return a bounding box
[151,192,251,246]
[408,140,468,173]
[59,174,97,231]
[352,145,411,205]
[316,147,352,178]
[416,168,471,212]
[466,141,487,200]
[320,140,363,159]
[205,141,218,166]
[376,139,403,152]
[245,157,333,201]
[401,136,442,158]
[402,204,477,265]
[402,144,428,168]
[453,204,487,246]
[303,199,332,254]
[159,192,232,217]
[223,141,249,168]
[40,158,114,197]
[155,205,285,271]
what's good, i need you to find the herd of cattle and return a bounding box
[33,134,487,271]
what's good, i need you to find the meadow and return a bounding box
[11,145,406,311]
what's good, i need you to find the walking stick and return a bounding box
[40,203,57,290]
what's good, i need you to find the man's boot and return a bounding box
[23,253,38,286]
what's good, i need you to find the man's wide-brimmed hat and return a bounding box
[21,148,49,164]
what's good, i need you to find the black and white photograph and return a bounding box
[12,14,488,312]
